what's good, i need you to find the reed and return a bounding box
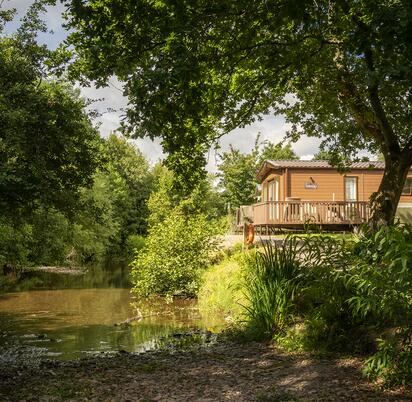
[242,238,305,340]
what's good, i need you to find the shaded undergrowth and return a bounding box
[221,225,412,387]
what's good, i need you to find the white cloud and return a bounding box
[300,154,315,161]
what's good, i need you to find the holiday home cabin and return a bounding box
[237,160,412,230]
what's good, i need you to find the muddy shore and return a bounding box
[1,341,410,402]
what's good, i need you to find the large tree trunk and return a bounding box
[369,155,411,228]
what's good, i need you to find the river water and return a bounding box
[0,266,224,362]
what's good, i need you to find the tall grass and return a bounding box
[242,238,306,340]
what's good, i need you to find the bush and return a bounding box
[125,234,146,259]
[0,219,32,268]
[131,208,220,298]
[348,224,412,385]
[28,208,72,266]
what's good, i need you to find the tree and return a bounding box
[313,149,371,164]
[218,141,298,208]
[103,134,153,236]
[311,149,351,167]
[147,164,225,226]
[257,141,298,167]
[0,5,102,220]
[65,0,412,226]
[132,165,224,298]
[217,146,258,209]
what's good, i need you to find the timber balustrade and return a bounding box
[251,201,370,225]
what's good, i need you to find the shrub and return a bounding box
[125,234,146,259]
[347,224,412,385]
[296,235,369,351]
[131,208,220,298]
[215,225,411,386]
[28,208,72,266]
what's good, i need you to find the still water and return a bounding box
[0,266,224,361]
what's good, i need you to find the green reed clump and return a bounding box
[242,238,306,340]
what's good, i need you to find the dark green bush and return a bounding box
[0,219,32,269]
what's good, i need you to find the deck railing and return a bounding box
[251,201,370,225]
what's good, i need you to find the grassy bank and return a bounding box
[198,251,246,322]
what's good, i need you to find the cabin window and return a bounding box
[402,177,412,195]
[344,177,358,202]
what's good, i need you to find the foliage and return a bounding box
[217,140,298,209]
[311,149,349,166]
[349,224,412,328]
[131,208,221,298]
[363,336,412,386]
[0,134,153,268]
[103,134,153,238]
[242,239,306,340]
[66,0,412,224]
[0,19,103,219]
[125,234,146,259]
[0,5,118,268]
[69,172,122,264]
[0,218,32,269]
[0,5,154,268]
[28,208,73,266]
[95,134,153,261]
[198,252,246,321]
[130,164,226,298]
[148,165,225,227]
[257,142,298,167]
[147,166,180,227]
[232,227,411,385]
[348,224,412,385]
[217,146,258,209]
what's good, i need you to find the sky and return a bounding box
[3,0,323,171]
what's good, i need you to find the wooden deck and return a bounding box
[251,201,370,226]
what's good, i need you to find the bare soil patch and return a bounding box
[1,341,410,401]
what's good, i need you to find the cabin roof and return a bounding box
[257,159,385,182]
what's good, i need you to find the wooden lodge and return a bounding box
[236,160,412,231]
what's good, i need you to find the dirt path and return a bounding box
[1,342,410,401]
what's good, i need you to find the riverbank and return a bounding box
[1,341,410,401]
[25,265,87,275]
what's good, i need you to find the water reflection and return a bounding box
[8,264,132,292]
[0,267,224,361]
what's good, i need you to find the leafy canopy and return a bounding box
[0,3,102,219]
[65,0,412,174]
[64,0,412,225]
